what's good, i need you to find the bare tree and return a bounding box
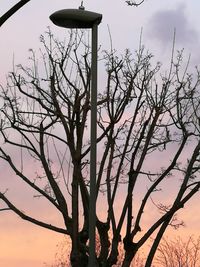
[155,236,200,267]
[1,29,200,267]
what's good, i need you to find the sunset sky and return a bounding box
[1,0,200,266]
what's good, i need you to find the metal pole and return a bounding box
[89,23,98,267]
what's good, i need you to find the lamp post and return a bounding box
[50,6,102,267]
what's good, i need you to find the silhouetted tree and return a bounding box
[155,236,200,267]
[1,30,200,267]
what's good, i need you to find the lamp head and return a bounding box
[50,8,102,29]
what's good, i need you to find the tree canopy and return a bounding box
[0,29,200,267]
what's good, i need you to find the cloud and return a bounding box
[147,4,199,49]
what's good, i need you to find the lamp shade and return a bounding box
[50,9,102,29]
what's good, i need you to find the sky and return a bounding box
[1,0,200,266]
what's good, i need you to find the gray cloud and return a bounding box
[147,4,199,48]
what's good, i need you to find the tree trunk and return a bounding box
[121,252,135,267]
[122,240,138,267]
[96,221,110,267]
[107,235,121,267]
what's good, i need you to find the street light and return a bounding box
[50,5,102,267]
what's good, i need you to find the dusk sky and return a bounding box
[1,1,200,266]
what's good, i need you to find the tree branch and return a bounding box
[0,192,69,234]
